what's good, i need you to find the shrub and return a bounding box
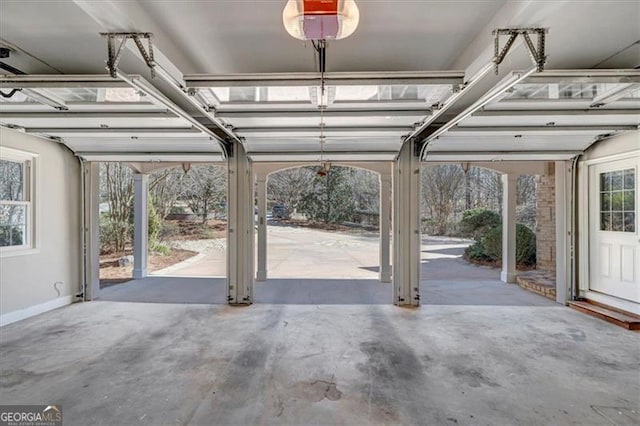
[148,201,161,242]
[150,240,171,256]
[481,223,537,266]
[459,208,501,239]
[465,240,491,261]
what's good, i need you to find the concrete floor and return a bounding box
[13,228,632,424]
[1,302,638,425]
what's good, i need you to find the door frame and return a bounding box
[578,149,640,314]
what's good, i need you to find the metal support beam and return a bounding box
[101,32,155,78]
[115,71,229,156]
[501,174,517,283]
[524,69,640,84]
[449,125,637,133]
[25,127,201,135]
[82,162,100,301]
[99,32,242,149]
[473,109,640,117]
[133,174,149,279]
[227,140,254,304]
[236,125,411,134]
[555,160,571,304]
[493,28,547,74]
[256,173,267,281]
[591,83,640,107]
[217,109,429,119]
[392,139,421,306]
[151,65,241,148]
[184,71,464,88]
[422,67,538,152]
[404,61,495,145]
[379,173,392,283]
[0,74,132,88]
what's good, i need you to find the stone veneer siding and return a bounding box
[535,162,556,271]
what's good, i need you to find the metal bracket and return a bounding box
[493,28,547,74]
[101,32,155,78]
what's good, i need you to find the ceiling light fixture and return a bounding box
[283,0,360,40]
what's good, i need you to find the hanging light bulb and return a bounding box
[283,0,360,41]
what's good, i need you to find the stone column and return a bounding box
[501,174,517,283]
[392,140,421,306]
[227,141,254,304]
[132,173,149,279]
[256,174,267,281]
[536,162,556,271]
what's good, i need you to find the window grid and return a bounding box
[0,157,32,249]
[599,168,635,233]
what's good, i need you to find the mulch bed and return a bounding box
[99,248,197,288]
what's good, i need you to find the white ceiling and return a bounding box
[0,1,639,163]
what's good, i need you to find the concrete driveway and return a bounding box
[104,226,553,306]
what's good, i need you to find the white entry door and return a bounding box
[589,156,640,303]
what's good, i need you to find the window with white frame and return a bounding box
[0,148,36,250]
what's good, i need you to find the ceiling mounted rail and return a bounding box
[405,27,548,153]
[115,71,227,155]
[0,74,131,88]
[525,69,640,84]
[100,32,243,157]
[422,66,538,144]
[183,71,464,88]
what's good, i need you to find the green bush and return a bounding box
[481,223,537,265]
[169,205,187,214]
[150,240,171,256]
[465,240,491,261]
[459,208,501,239]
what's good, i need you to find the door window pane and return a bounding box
[624,212,636,232]
[601,192,611,210]
[623,190,635,211]
[601,213,611,231]
[601,173,611,191]
[624,169,635,189]
[599,168,636,233]
[611,170,623,190]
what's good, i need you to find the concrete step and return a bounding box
[568,300,640,330]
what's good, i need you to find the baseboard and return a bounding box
[0,296,73,327]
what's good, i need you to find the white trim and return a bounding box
[578,160,590,294]
[582,149,640,166]
[0,248,40,258]
[0,146,39,253]
[0,296,73,327]
[581,290,640,315]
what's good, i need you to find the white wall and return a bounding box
[0,127,81,325]
[580,131,639,162]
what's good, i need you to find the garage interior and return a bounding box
[1,1,639,425]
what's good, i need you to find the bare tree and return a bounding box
[100,163,134,253]
[267,167,315,212]
[421,165,466,235]
[149,167,185,219]
[183,165,227,223]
